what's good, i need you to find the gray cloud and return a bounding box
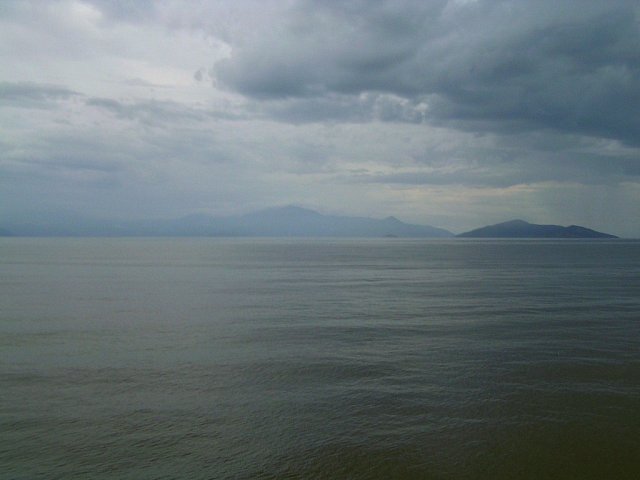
[87,97,206,124]
[0,81,80,108]
[256,93,427,124]
[82,0,158,23]
[86,97,246,124]
[214,0,640,145]
[354,152,640,189]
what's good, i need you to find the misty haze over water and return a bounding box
[2,238,639,479]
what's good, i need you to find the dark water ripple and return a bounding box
[1,238,639,479]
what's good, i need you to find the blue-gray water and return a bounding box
[2,238,639,479]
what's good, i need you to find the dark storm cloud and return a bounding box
[0,81,80,108]
[214,0,640,145]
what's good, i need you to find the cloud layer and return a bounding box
[216,1,640,142]
[1,0,639,235]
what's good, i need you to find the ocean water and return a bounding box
[1,238,639,479]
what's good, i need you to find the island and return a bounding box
[457,219,618,238]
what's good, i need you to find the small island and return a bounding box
[457,219,618,238]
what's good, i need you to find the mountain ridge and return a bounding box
[2,206,454,238]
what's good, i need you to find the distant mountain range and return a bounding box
[1,206,454,238]
[1,210,620,238]
[457,219,618,238]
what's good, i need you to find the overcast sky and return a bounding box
[1,0,639,235]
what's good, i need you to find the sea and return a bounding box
[1,238,639,479]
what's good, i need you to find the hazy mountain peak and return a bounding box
[501,219,530,226]
[2,206,454,237]
[233,206,453,237]
[176,213,215,223]
[250,205,322,218]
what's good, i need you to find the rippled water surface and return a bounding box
[2,238,639,479]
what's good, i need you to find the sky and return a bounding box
[1,0,639,236]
